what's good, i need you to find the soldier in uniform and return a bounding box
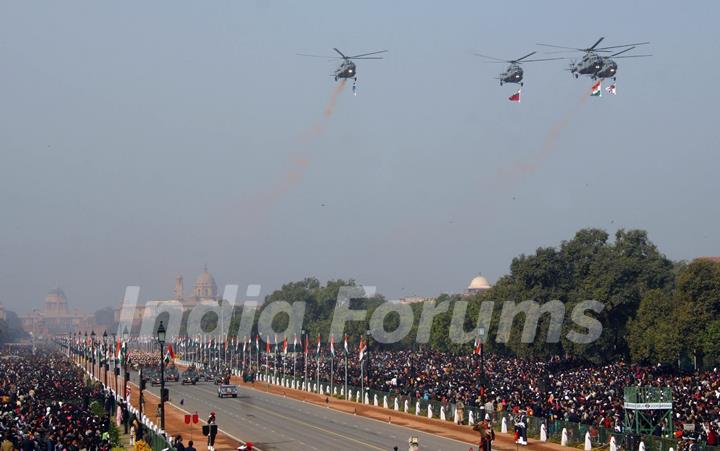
[207,412,217,451]
[515,409,528,445]
[474,418,495,451]
[455,398,465,425]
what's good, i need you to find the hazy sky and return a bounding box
[1,1,718,314]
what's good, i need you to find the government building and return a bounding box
[20,289,94,336]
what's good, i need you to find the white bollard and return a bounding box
[428,404,433,419]
[340,387,344,396]
[561,428,568,447]
[584,431,592,451]
[415,401,420,415]
[610,436,617,451]
[383,396,389,409]
[356,391,360,403]
[364,392,369,405]
[454,408,459,424]
[404,399,409,413]
[540,423,547,442]
[374,394,379,406]
[468,410,475,426]
[394,398,400,411]
[333,387,337,396]
[440,406,446,421]
[639,441,646,451]
[501,417,508,433]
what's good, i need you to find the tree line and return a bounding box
[225,228,719,368]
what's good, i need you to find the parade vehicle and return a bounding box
[217,384,238,398]
[166,366,180,382]
[181,369,200,385]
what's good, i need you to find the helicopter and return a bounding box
[297,48,388,82]
[474,51,563,86]
[536,37,650,80]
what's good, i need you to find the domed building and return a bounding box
[44,288,70,315]
[192,267,218,299]
[115,267,221,328]
[20,289,94,336]
[466,274,491,295]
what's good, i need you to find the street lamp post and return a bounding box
[84,331,88,374]
[478,327,486,403]
[91,330,96,380]
[112,332,118,394]
[122,327,129,403]
[157,321,167,431]
[302,329,307,390]
[103,331,109,388]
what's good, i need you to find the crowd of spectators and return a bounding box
[236,349,719,445]
[0,347,137,451]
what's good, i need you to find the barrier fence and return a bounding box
[240,369,719,451]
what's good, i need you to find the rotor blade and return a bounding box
[588,37,605,50]
[348,50,388,58]
[611,54,652,59]
[542,49,584,54]
[536,43,584,51]
[473,53,508,62]
[520,57,567,63]
[333,48,348,58]
[297,53,342,59]
[350,56,385,60]
[514,51,537,62]
[610,47,635,57]
[596,42,650,50]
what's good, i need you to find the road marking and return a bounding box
[227,396,387,451]
[127,380,266,451]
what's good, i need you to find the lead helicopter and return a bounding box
[297,48,388,82]
[536,37,650,80]
[473,51,563,86]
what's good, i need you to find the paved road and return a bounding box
[136,374,472,451]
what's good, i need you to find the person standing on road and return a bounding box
[207,412,217,451]
[174,435,185,451]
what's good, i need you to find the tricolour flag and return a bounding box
[242,336,247,353]
[330,335,335,356]
[606,83,616,95]
[266,336,270,354]
[304,335,309,356]
[591,81,602,97]
[359,337,366,362]
[508,89,521,102]
[255,335,259,350]
[316,334,321,355]
[473,338,483,355]
[282,337,288,355]
[343,335,349,354]
[164,344,175,363]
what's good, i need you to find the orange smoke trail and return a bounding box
[497,87,591,184]
[324,79,347,117]
[244,81,348,224]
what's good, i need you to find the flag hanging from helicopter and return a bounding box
[508,89,521,102]
[606,83,617,95]
[352,82,357,96]
[591,81,602,97]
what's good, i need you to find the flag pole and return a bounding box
[330,352,334,397]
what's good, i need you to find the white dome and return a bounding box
[468,275,491,290]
